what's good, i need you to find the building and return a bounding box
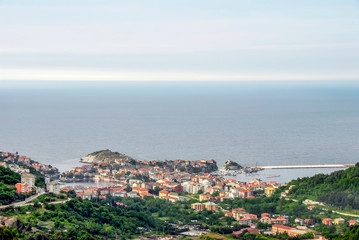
[21,173,36,188]
[322,218,332,225]
[15,183,32,194]
[270,217,289,225]
[191,203,205,211]
[232,208,246,220]
[264,187,276,197]
[159,190,169,198]
[334,218,345,225]
[199,194,211,202]
[203,202,218,211]
[47,181,61,194]
[238,218,252,225]
[272,225,308,237]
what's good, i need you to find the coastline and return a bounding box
[60,158,346,187]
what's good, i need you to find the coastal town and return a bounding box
[0,151,59,180]
[1,150,359,240]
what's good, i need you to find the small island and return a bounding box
[224,160,242,170]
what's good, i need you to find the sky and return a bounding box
[0,0,359,81]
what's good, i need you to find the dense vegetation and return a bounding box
[0,166,44,205]
[286,163,359,210]
[0,226,19,240]
[224,160,242,170]
[85,149,135,163]
[1,197,167,239]
[0,191,355,240]
[220,195,326,225]
[0,166,20,185]
[0,182,30,205]
[0,167,28,205]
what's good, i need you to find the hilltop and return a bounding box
[81,149,135,163]
[224,160,242,170]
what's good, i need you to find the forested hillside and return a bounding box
[0,167,23,205]
[0,166,20,185]
[286,163,359,209]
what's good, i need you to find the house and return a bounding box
[270,217,289,225]
[307,205,316,211]
[295,218,304,225]
[47,181,61,194]
[349,220,357,226]
[159,190,169,198]
[199,194,211,202]
[244,214,257,220]
[264,187,276,197]
[334,218,345,225]
[238,218,252,225]
[232,208,246,220]
[15,183,32,194]
[304,219,313,225]
[260,217,270,223]
[322,218,332,225]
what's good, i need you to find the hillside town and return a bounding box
[1,150,359,240]
[0,151,59,179]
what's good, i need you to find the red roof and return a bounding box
[272,224,292,230]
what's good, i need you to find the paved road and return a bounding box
[332,210,359,218]
[0,190,46,209]
[284,196,359,218]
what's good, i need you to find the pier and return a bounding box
[256,164,355,169]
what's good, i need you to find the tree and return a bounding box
[0,226,19,240]
[125,185,132,192]
[211,191,219,197]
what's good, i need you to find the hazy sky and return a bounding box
[1,0,359,81]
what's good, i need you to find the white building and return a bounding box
[21,173,36,188]
[47,181,61,194]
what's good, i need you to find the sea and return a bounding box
[1,81,359,183]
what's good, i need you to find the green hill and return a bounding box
[224,160,242,170]
[285,162,359,210]
[0,166,20,185]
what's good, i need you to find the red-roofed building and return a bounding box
[349,220,357,226]
[272,225,308,237]
[15,183,32,194]
[238,218,252,225]
[225,212,233,217]
[322,218,332,225]
[272,224,292,234]
[159,190,169,198]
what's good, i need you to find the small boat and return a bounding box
[266,174,280,178]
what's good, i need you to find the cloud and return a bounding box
[0,68,358,81]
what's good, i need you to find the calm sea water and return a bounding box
[1,81,359,179]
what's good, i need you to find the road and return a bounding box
[284,197,359,218]
[0,189,46,209]
[258,164,354,169]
